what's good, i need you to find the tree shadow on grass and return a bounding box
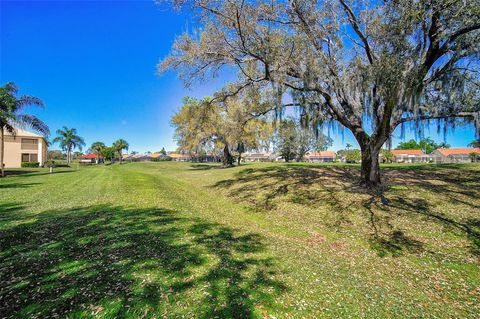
[190,164,218,170]
[0,205,285,318]
[3,169,73,178]
[212,165,480,257]
[0,182,42,189]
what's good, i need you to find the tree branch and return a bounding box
[339,0,375,64]
[392,112,477,129]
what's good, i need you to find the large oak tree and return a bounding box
[159,0,480,187]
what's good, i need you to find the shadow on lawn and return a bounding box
[213,164,480,257]
[3,169,73,178]
[0,205,285,318]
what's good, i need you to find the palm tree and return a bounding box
[52,127,85,164]
[468,140,480,148]
[113,139,129,163]
[90,141,105,164]
[345,143,352,151]
[0,82,49,177]
[437,142,450,149]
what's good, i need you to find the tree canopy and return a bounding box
[274,118,333,162]
[396,137,449,154]
[52,127,84,164]
[160,0,480,186]
[171,96,273,166]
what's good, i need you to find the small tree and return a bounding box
[90,141,106,164]
[100,147,116,163]
[468,140,480,148]
[469,152,479,163]
[113,139,129,163]
[275,120,297,162]
[381,149,394,163]
[275,118,333,162]
[345,150,362,163]
[172,96,272,167]
[52,127,84,164]
[160,147,167,156]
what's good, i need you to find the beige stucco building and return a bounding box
[2,128,48,168]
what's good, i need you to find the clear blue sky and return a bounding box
[1,0,477,153]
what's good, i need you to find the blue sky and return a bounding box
[1,0,477,153]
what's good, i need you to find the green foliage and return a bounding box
[396,138,448,154]
[90,141,106,158]
[171,96,273,166]
[382,150,394,163]
[468,140,480,148]
[160,147,167,156]
[48,150,65,160]
[100,147,116,161]
[151,156,172,162]
[52,127,85,163]
[345,150,361,163]
[469,152,479,162]
[112,139,129,162]
[21,161,39,168]
[44,160,56,168]
[275,118,333,162]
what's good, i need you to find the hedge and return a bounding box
[21,162,39,168]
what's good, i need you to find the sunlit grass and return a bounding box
[1,162,479,318]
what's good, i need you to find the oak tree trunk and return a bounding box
[360,145,381,187]
[222,145,234,167]
[237,152,242,166]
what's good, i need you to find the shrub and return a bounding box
[345,150,361,163]
[151,156,172,162]
[21,162,39,168]
[44,160,55,168]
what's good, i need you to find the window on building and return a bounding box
[21,138,38,150]
[21,153,38,162]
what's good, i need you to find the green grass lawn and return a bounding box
[1,162,479,318]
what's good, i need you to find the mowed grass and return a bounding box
[0,162,479,318]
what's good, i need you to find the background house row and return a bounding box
[391,148,480,163]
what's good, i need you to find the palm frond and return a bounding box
[16,95,44,111]
[14,114,50,137]
[3,82,18,95]
[3,123,17,138]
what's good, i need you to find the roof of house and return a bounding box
[169,153,191,158]
[391,149,424,155]
[3,127,47,139]
[80,153,100,159]
[149,153,166,158]
[306,151,336,157]
[244,152,273,157]
[435,148,480,156]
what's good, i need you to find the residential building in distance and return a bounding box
[168,152,191,162]
[432,148,480,163]
[305,151,337,162]
[391,149,425,163]
[243,152,275,162]
[79,153,102,164]
[2,128,48,168]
